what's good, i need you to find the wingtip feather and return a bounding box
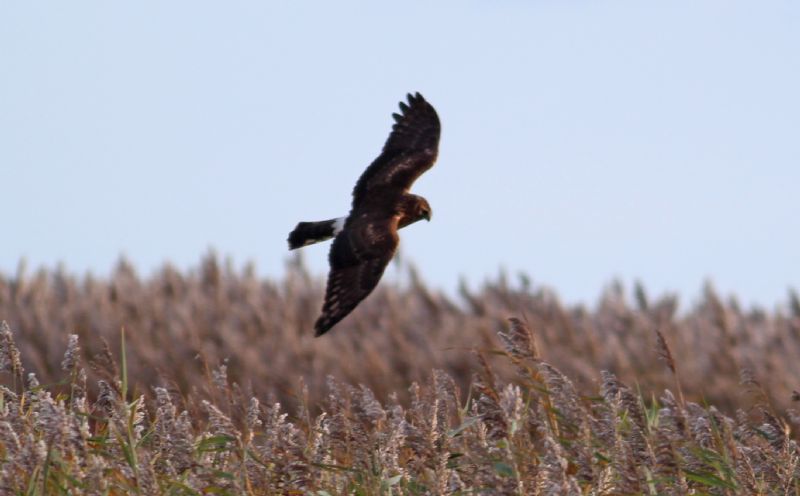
[314,320,330,337]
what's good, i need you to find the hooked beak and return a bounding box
[423,211,432,222]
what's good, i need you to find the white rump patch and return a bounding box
[332,216,346,235]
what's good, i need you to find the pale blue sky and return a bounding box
[1,2,798,308]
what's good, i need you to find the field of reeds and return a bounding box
[1,254,799,494]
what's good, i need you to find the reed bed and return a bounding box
[0,255,799,493]
[1,254,798,413]
[1,317,798,494]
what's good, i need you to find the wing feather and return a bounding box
[314,254,392,336]
[351,92,441,208]
[314,216,398,336]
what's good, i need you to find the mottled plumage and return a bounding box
[288,92,440,336]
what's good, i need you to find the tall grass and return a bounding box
[1,316,798,494]
[2,256,800,493]
[1,254,798,414]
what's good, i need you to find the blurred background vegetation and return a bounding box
[1,253,797,417]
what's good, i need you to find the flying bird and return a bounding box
[288,92,441,336]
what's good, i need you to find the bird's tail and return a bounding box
[287,217,346,250]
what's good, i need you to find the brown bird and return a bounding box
[288,92,441,336]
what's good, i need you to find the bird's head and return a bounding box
[416,197,432,222]
[398,194,432,228]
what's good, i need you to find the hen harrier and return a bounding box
[288,92,441,336]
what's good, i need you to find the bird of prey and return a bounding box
[288,92,441,336]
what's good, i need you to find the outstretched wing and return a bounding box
[314,253,393,336]
[314,217,398,336]
[351,92,441,208]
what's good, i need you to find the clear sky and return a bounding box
[1,1,798,309]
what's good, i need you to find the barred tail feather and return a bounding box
[287,217,346,250]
